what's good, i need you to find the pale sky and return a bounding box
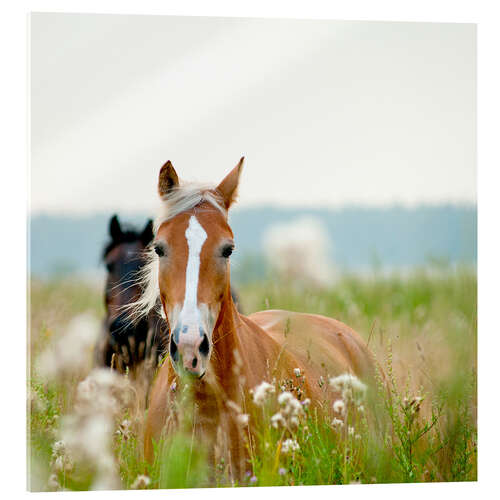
[30,14,475,214]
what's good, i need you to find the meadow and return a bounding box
[28,264,477,490]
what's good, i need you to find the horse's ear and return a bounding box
[216,157,244,210]
[158,160,179,198]
[141,219,154,246]
[109,214,122,241]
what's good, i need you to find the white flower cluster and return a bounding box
[75,368,133,417]
[131,474,151,489]
[36,313,100,380]
[281,438,300,454]
[329,373,367,436]
[53,441,71,470]
[252,381,275,406]
[329,373,367,405]
[57,368,134,490]
[333,399,345,415]
[271,391,304,430]
[116,419,131,441]
[331,417,344,429]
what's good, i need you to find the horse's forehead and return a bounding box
[157,208,232,244]
[106,239,144,260]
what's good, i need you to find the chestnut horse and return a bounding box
[134,159,379,476]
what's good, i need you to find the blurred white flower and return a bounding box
[47,474,60,491]
[281,438,300,454]
[74,368,133,417]
[294,368,301,378]
[237,413,249,426]
[272,391,304,430]
[252,381,275,405]
[333,399,345,415]
[271,412,286,429]
[56,368,133,491]
[116,419,131,440]
[131,475,151,489]
[329,373,367,405]
[36,313,100,380]
[331,418,344,429]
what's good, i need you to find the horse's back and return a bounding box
[248,309,376,382]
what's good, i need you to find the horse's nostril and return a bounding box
[170,338,178,361]
[192,357,198,368]
[199,334,210,357]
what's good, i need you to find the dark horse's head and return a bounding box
[101,215,156,369]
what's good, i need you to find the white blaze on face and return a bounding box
[177,216,207,340]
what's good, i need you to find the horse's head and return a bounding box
[151,158,243,378]
[103,215,154,341]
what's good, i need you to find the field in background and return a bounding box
[28,266,477,490]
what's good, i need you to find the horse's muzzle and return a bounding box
[169,323,210,377]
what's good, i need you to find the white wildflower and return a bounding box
[74,368,133,417]
[131,474,151,489]
[57,368,131,491]
[348,426,355,436]
[294,368,301,378]
[51,439,73,473]
[278,391,294,406]
[279,392,303,418]
[271,412,286,429]
[36,313,100,380]
[289,416,299,429]
[237,414,249,426]
[331,417,344,429]
[116,419,131,440]
[301,398,311,408]
[52,440,66,457]
[273,391,305,430]
[47,474,60,491]
[252,381,275,405]
[281,438,300,454]
[329,373,367,405]
[333,399,345,415]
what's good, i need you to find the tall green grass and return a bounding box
[28,266,477,490]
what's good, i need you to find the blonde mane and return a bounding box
[125,183,226,322]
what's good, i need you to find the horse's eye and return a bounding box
[154,244,165,257]
[221,245,234,259]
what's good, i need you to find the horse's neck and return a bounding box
[211,291,244,395]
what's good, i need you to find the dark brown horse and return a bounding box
[93,215,169,374]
